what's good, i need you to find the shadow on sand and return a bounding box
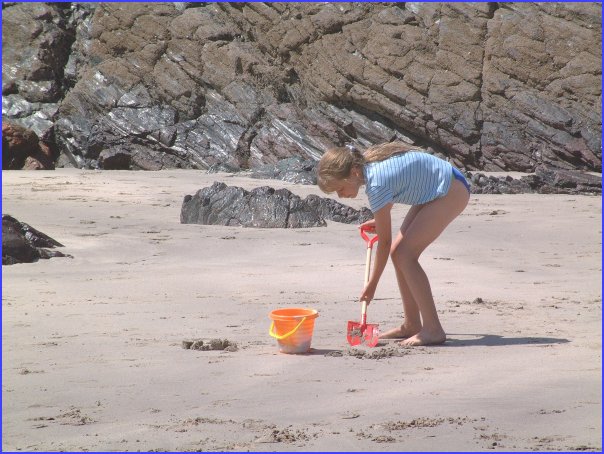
[443,333,570,347]
[305,348,345,355]
[291,335,569,355]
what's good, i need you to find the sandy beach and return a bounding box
[2,169,601,451]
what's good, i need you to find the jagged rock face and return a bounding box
[2,3,601,172]
[180,182,372,228]
[2,214,70,265]
[1,3,77,140]
[249,157,318,185]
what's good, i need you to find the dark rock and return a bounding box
[98,148,132,170]
[467,166,601,195]
[304,194,373,224]
[533,165,602,194]
[181,182,324,228]
[2,223,39,265]
[2,214,71,265]
[180,182,371,228]
[1,3,601,173]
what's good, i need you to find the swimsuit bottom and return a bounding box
[452,167,471,193]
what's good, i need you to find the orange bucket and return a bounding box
[268,308,319,354]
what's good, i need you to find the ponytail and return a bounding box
[363,141,418,163]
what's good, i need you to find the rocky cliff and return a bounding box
[2,2,601,172]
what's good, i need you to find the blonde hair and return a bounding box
[317,141,419,193]
[364,141,418,162]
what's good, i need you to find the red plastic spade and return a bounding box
[346,226,380,347]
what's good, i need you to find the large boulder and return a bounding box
[2,215,70,265]
[2,3,601,172]
[180,182,372,228]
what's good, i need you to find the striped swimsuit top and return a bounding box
[363,151,453,213]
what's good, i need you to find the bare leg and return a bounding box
[392,180,470,346]
[380,206,423,339]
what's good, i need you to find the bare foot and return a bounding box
[398,328,446,346]
[379,323,421,340]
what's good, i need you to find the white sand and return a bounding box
[2,169,601,451]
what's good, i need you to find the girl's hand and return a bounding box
[359,219,376,232]
[360,282,377,305]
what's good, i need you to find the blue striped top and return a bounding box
[363,151,453,213]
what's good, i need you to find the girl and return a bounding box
[317,142,471,346]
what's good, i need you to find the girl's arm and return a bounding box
[360,203,393,304]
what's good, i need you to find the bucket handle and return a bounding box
[269,317,307,340]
